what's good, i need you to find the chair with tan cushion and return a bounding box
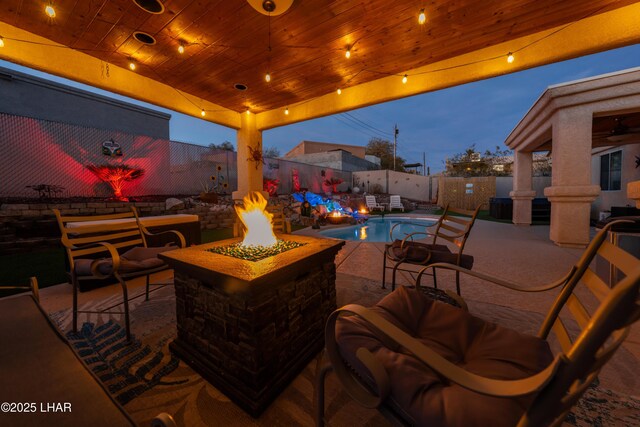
[317,220,640,427]
[54,207,185,341]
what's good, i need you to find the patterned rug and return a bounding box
[50,275,640,427]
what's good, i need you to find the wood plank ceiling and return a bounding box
[0,0,637,113]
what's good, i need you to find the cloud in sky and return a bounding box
[2,43,639,173]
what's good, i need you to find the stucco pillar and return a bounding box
[543,109,600,247]
[232,113,267,200]
[510,150,536,225]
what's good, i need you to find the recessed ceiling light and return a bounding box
[133,31,156,45]
[132,0,165,14]
[45,5,56,18]
[234,83,248,91]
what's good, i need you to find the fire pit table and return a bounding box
[159,234,344,416]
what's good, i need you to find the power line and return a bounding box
[342,112,394,137]
[332,115,381,140]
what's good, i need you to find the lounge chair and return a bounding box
[317,220,640,427]
[54,207,186,341]
[0,278,177,427]
[389,195,404,211]
[383,204,481,294]
[365,195,384,212]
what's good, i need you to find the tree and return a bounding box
[209,141,235,151]
[263,146,280,158]
[365,137,406,171]
[444,144,513,177]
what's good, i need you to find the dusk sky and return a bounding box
[2,43,639,173]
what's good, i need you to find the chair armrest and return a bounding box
[417,263,573,293]
[63,240,122,278]
[328,305,559,398]
[141,227,186,248]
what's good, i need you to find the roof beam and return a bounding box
[256,2,640,131]
[0,24,241,129]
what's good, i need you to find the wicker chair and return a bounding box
[383,204,480,294]
[54,207,185,341]
[317,220,640,427]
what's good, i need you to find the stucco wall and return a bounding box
[285,151,376,172]
[0,66,170,139]
[591,144,640,217]
[284,141,367,159]
[352,170,430,201]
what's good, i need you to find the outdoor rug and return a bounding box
[50,274,640,427]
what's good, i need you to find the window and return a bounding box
[600,150,622,191]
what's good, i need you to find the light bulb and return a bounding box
[337,88,342,95]
[265,72,271,82]
[402,74,408,84]
[284,107,289,115]
[45,5,56,18]
[507,52,514,63]
[0,37,4,48]
[418,9,426,25]
[129,61,136,71]
[201,109,206,117]
[178,44,185,54]
[345,48,351,59]
[246,110,251,115]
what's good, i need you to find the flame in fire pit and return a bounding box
[235,192,277,247]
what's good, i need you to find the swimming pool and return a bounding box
[319,217,437,242]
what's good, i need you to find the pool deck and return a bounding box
[36,216,639,399]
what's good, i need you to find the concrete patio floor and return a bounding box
[37,218,640,400]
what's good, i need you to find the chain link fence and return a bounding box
[0,113,351,198]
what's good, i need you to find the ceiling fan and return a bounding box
[593,116,640,143]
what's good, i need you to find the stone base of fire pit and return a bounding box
[159,234,344,417]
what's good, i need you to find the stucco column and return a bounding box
[232,113,267,200]
[510,150,536,225]
[543,109,600,247]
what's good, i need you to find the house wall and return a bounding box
[591,144,640,217]
[284,141,367,159]
[0,66,170,139]
[285,151,376,172]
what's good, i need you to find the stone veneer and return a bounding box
[0,200,237,254]
[160,235,344,416]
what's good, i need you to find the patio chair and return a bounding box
[54,207,186,341]
[382,204,481,295]
[365,195,385,212]
[389,195,404,211]
[316,220,640,427]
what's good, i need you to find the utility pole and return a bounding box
[393,124,399,171]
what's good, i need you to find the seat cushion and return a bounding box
[389,239,451,263]
[74,245,177,276]
[336,286,553,427]
[428,249,474,270]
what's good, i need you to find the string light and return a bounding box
[337,88,342,95]
[45,5,56,18]
[507,52,514,63]
[418,8,426,25]
[128,61,136,71]
[284,107,289,115]
[402,74,408,84]
[0,37,4,48]
[178,44,185,54]
[345,47,351,59]
[265,72,271,82]
[201,109,206,117]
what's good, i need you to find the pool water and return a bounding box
[319,217,437,242]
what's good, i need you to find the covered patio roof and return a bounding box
[1,0,640,131]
